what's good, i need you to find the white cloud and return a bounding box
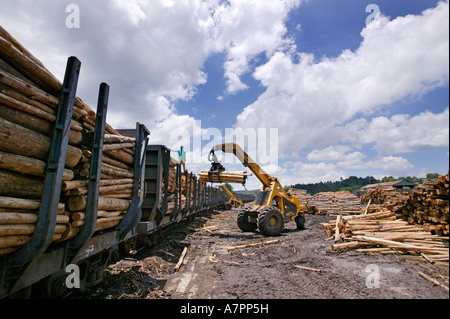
[365,156,414,177]
[236,1,449,156]
[342,108,450,154]
[210,0,301,93]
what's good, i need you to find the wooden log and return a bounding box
[0,196,40,210]
[0,34,61,94]
[67,195,131,212]
[352,236,449,255]
[0,117,82,168]
[56,224,79,242]
[0,26,46,69]
[0,151,73,180]
[0,169,44,199]
[0,104,82,146]
[174,246,188,272]
[0,212,37,224]
[0,91,55,121]
[418,271,449,292]
[103,148,134,166]
[294,265,323,272]
[226,240,280,251]
[0,224,35,236]
[103,143,135,151]
[95,216,123,232]
[104,134,136,144]
[0,235,30,249]
[331,241,372,251]
[97,211,124,218]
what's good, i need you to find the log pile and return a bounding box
[198,170,250,184]
[0,26,134,254]
[320,210,449,266]
[391,174,449,236]
[289,189,312,206]
[161,157,179,215]
[306,191,362,215]
[360,188,409,213]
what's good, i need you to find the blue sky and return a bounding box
[1,0,448,190]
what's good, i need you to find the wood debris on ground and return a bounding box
[320,210,449,266]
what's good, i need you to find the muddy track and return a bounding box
[83,208,449,299]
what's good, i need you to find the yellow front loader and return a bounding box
[209,143,306,236]
[218,184,244,210]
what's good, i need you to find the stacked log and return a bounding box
[198,170,250,184]
[60,131,137,237]
[306,191,362,215]
[0,197,69,256]
[289,189,312,207]
[0,26,134,253]
[390,174,449,236]
[320,210,449,266]
[0,26,84,254]
[360,188,409,212]
[161,157,179,215]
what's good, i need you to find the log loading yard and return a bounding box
[0,24,448,303]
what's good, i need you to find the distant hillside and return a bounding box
[235,189,259,196]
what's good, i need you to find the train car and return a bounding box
[0,37,227,297]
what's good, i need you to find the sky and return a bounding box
[0,0,448,190]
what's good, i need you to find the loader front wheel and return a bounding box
[295,213,305,230]
[237,210,257,232]
[258,207,284,236]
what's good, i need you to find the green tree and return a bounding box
[224,183,234,192]
[426,173,440,180]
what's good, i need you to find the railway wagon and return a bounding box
[0,27,226,297]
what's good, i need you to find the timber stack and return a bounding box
[391,174,449,236]
[360,188,409,213]
[306,191,362,215]
[198,170,250,184]
[162,157,180,215]
[289,189,312,207]
[0,26,135,254]
[320,210,449,266]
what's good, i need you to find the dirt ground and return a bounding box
[80,206,449,300]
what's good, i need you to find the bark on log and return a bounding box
[67,195,131,212]
[0,169,44,199]
[0,105,82,146]
[0,34,61,94]
[0,224,35,236]
[0,212,38,224]
[0,235,30,249]
[0,117,82,168]
[95,216,123,232]
[0,196,40,209]
[103,149,134,166]
[0,151,73,180]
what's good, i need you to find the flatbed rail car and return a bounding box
[0,65,227,299]
[0,132,227,298]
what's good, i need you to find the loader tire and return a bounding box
[257,207,284,236]
[295,213,305,230]
[237,210,257,232]
[225,202,232,210]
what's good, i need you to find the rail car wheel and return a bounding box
[295,214,305,230]
[237,209,257,232]
[257,206,284,236]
